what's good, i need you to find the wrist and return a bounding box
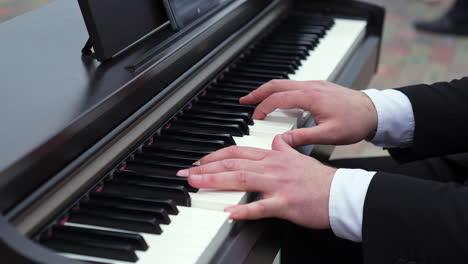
[360,91,378,140]
[323,165,337,229]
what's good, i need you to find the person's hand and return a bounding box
[240,80,378,146]
[176,134,336,229]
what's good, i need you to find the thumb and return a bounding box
[286,125,335,147]
[272,133,296,153]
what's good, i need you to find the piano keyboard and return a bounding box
[39,14,367,264]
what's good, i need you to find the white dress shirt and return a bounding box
[328,89,415,242]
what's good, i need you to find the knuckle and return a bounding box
[269,79,282,87]
[315,80,329,87]
[236,170,249,188]
[269,93,284,102]
[222,159,237,170]
[195,165,207,175]
[226,145,240,156]
[255,202,267,217]
[203,174,214,184]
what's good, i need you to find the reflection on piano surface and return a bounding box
[0,0,384,263]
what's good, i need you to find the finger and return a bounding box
[252,90,312,119]
[197,146,269,165]
[187,171,270,191]
[271,134,297,153]
[224,198,285,220]
[283,125,337,146]
[240,80,302,105]
[176,158,265,177]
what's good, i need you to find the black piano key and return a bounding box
[125,160,187,176]
[102,180,190,206]
[223,71,283,81]
[212,83,257,92]
[286,15,334,28]
[154,135,227,151]
[160,129,235,146]
[190,102,253,118]
[277,26,325,37]
[242,55,300,68]
[137,149,200,164]
[115,170,198,193]
[136,152,198,165]
[206,86,252,97]
[246,54,302,67]
[82,200,171,225]
[201,93,241,102]
[69,211,162,234]
[179,113,249,135]
[43,237,138,262]
[279,33,321,41]
[127,160,189,177]
[52,225,148,251]
[79,202,168,224]
[90,192,179,215]
[262,39,316,49]
[70,259,111,264]
[171,119,245,137]
[267,37,318,48]
[234,61,295,73]
[256,43,310,54]
[252,47,308,60]
[145,133,224,151]
[229,67,289,79]
[220,78,266,87]
[185,108,253,126]
[142,144,212,158]
[195,99,256,115]
[246,50,303,61]
[195,101,255,114]
[133,154,194,168]
[125,159,193,179]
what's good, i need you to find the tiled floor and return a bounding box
[332,0,468,160]
[2,0,467,160]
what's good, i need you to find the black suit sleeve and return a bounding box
[362,172,468,264]
[388,77,468,162]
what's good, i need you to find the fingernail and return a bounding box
[225,207,240,219]
[192,160,200,166]
[282,133,293,145]
[176,169,189,177]
[189,175,203,184]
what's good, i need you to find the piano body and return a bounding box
[0,0,384,263]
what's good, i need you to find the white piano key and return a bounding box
[234,134,273,150]
[289,18,367,82]
[190,189,249,211]
[62,207,231,264]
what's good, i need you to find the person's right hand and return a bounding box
[240,80,378,147]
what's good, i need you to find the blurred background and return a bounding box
[2,0,467,159]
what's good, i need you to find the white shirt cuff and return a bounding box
[362,89,415,148]
[329,168,376,242]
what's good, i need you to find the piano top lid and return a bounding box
[0,0,274,214]
[0,0,178,175]
[0,0,114,172]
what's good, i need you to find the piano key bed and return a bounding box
[35,14,367,264]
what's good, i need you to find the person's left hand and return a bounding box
[176,134,337,229]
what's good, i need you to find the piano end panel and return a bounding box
[210,218,284,264]
[334,36,381,90]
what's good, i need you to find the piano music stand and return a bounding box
[77,0,168,62]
